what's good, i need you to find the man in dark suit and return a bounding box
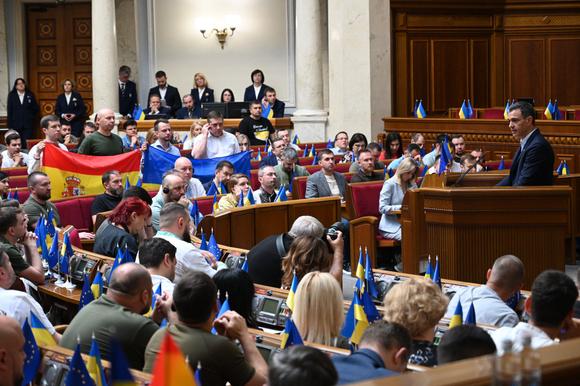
[262,87,285,118]
[259,137,286,167]
[143,94,171,119]
[118,65,138,117]
[305,149,347,199]
[148,70,181,118]
[175,94,199,119]
[497,101,554,186]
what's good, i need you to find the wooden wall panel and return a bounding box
[472,39,490,107]
[549,38,580,105]
[506,38,545,102]
[432,40,469,112]
[410,40,429,113]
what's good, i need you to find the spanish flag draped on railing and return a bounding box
[42,144,141,199]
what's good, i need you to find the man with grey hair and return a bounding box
[253,165,278,204]
[444,255,525,327]
[246,215,324,287]
[274,147,310,191]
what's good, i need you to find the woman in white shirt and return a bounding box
[182,120,203,150]
[378,157,419,241]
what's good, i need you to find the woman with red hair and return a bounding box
[93,197,151,258]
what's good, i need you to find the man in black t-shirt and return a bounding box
[236,101,274,145]
[91,170,123,223]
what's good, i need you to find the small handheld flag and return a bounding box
[208,229,222,260]
[459,99,469,119]
[199,229,208,251]
[109,340,137,385]
[212,192,219,213]
[432,256,441,288]
[465,303,476,325]
[87,335,107,386]
[544,99,554,120]
[364,247,378,298]
[498,156,505,170]
[65,344,96,386]
[150,333,196,386]
[91,272,104,300]
[286,271,299,311]
[292,134,299,145]
[79,273,95,310]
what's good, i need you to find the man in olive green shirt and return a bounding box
[60,263,169,369]
[144,271,268,386]
[78,108,124,156]
[274,147,310,190]
[22,172,60,231]
[0,207,45,285]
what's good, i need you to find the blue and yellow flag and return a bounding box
[544,99,554,120]
[79,273,95,311]
[562,161,569,175]
[109,339,137,386]
[459,100,469,119]
[22,318,42,385]
[241,256,249,272]
[326,139,333,149]
[341,292,369,345]
[87,336,108,386]
[364,248,379,299]
[212,192,219,213]
[280,318,304,349]
[424,255,432,279]
[274,185,288,202]
[261,103,274,119]
[255,149,262,162]
[91,272,104,300]
[302,145,308,158]
[246,189,256,205]
[438,138,453,176]
[416,100,427,119]
[30,311,56,347]
[465,302,476,326]
[309,145,316,158]
[354,247,365,294]
[504,100,511,120]
[286,272,299,312]
[311,153,318,165]
[432,256,442,288]
[132,105,145,121]
[292,134,300,145]
[65,344,96,386]
[449,299,463,329]
[498,156,505,171]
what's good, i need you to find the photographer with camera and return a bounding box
[246,216,324,288]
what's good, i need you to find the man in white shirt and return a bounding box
[445,255,524,328]
[275,128,300,151]
[27,115,68,174]
[1,131,29,168]
[491,270,578,353]
[0,245,60,343]
[192,110,239,159]
[138,238,177,296]
[150,119,181,156]
[174,157,206,199]
[153,203,218,281]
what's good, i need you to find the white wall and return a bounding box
[149,0,294,107]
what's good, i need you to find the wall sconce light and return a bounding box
[197,15,240,49]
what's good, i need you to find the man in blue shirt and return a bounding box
[332,321,410,384]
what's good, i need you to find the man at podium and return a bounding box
[497,101,554,186]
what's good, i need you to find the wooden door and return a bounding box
[26,2,92,136]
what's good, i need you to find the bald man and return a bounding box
[0,246,60,343]
[150,170,191,231]
[444,255,524,327]
[60,263,169,369]
[174,157,206,199]
[78,108,124,156]
[0,316,25,386]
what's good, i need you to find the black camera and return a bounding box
[323,222,346,241]
[224,253,247,269]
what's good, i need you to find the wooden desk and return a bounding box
[200,197,342,250]
[401,185,572,288]
[381,117,580,172]
[38,282,81,304]
[137,117,292,131]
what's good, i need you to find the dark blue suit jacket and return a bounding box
[259,154,278,167]
[148,85,181,117]
[55,91,87,137]
[271,99,285,118]
[243,84,270,102]
[332,349,398,385]
[497,129,554,186]
[119,80,138,116]
[143,106,172,119]
[175,107,199,119]
[190,88,215,118]
[7,90,39,131]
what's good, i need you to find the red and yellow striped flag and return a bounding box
[150,331,196,386]
[42,144,141,199]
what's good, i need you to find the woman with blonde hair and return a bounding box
[378,157,418,241]
[281,234,343,289]
[293,271,347,348]
[190,72,214,118]
[217,173,251,211]
[382,278,448,366]
[182,120,203,150]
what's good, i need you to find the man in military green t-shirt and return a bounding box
[0,207,44,285]
[60,263,169,369]
[78,108,124,156]
[143,271,268,386]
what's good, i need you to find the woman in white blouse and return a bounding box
[378,157,419,240]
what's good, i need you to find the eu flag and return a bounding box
[208,230,222,260]
[65,343,96,386]
[21,319,41,386]
[109,340,137,385]
[465,302,477,325]
[79,273,95,310]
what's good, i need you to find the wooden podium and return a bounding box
[401,173,573,288]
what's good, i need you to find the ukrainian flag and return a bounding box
[309,145,316,157]
[424,255,432,279]
[132,105,145,121]
[449,299,463,328]
[562,161,569,175]
[416,100,427,119]
[351,293,369,344]
[280,318,304,349]
[354,247,365,294]
[286,272,299,311]
[87,336,107,386]
[504,100,511,120]
[30,312,56,347]
[261,103,274,119]
[292,134,300,145]
[42,144,141,199]
[150,333,196,386]
[459,100,469,119]
[274,185,288,202]
[212,192,219,213]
